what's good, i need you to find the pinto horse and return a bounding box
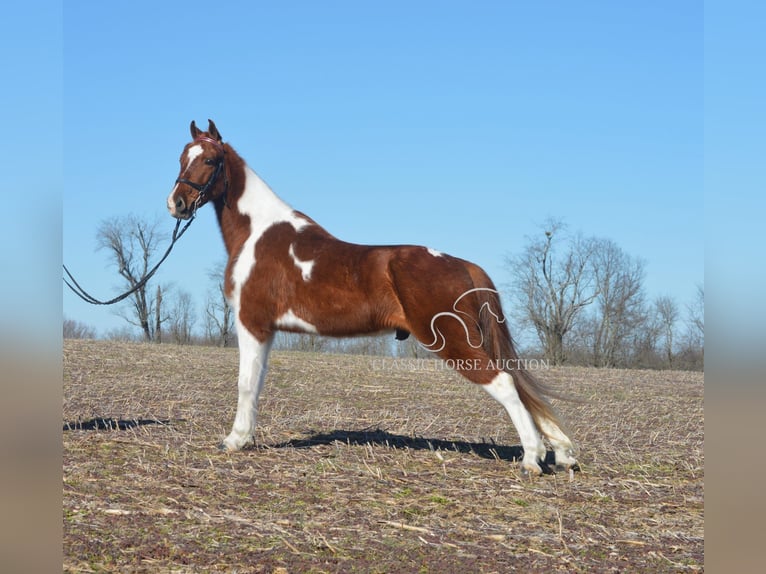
[167,120,577,476]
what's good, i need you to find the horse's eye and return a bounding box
[204,158,217,166]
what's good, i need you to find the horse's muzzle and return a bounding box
[167,192,194,220]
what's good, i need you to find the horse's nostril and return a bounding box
[175,197,186,211]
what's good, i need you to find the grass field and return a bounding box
[63,339,703,572]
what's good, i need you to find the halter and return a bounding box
[174,136,229,212]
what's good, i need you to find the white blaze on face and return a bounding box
[185,144,204,167]
[167,144,206,215]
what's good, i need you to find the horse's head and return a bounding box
[167,119,227,219]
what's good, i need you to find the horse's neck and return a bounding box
[239,165,293,223]
[215,158,295,256]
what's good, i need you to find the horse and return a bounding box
[167,119,578,476]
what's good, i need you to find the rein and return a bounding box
[63,215,196,306]
[63,135,227,306]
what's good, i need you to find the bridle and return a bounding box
[174,136,229,212]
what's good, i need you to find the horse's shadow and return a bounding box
[62,418,178,431]
[269,428,560,468]
[63,421,566,472]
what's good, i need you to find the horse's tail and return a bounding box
[472,279,565,440]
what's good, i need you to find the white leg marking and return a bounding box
[275,309,319,333]
[483,372,546,474]
[538,418,578,469]
[288,243,315,281]
[221,320,273,451]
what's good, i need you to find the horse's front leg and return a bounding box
[220,325,273,451]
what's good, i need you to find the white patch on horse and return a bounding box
[427,248,444,257]
[482,372,546,473]
[275,309,319,333]
[288,244,315,281]
[229,166,312,308]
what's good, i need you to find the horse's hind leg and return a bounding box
[478,369,578,473]
[480,370,548,476]
[407,321,547,474]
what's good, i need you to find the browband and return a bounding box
[194,135,225,151]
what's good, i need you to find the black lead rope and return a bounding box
[63,215,196,306]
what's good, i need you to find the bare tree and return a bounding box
[510,220,600,365]
[96,215,167,341]
[688,284,704,342]
[395,336,432,359]
[155,284,164,343]
[630,309,663,369]
[587,239,647,367]
[677,284,704,369]
[63,317,96,339]
[104,325,141,342]
[334,334,393,356]
[204,263,235,347]
[274,332,328,353]
[655,296,679,368]
[168,289,197,345]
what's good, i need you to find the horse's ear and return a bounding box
[207,119,222,142]
[190,120,201,139]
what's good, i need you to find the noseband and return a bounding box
[175,136,229,211]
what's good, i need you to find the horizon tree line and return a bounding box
[64,214,703,370]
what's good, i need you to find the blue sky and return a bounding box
[60,1,703,339]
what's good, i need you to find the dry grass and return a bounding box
[63,339,703,572]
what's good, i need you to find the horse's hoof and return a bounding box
[555,461,581,473]
[520,461,542,478]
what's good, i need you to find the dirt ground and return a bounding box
[63,339,703,572]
